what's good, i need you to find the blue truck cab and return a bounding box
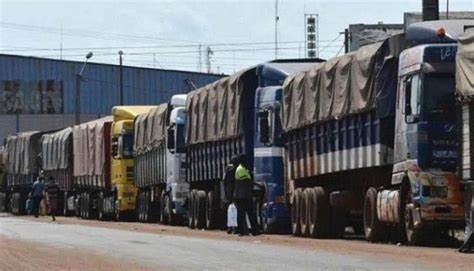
[392,43,464,235]
[254,61,322,232]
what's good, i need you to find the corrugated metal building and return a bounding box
[0,54,224,143]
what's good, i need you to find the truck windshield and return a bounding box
[423,73,455,120]
[176,124,185,153]
[122,133,134,159]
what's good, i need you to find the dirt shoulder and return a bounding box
[0,234,151,271]
[15,214,474,270]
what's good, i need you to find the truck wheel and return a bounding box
[143,192,150,222]
[402,185,424,246]
[63,192,69,217]
[300,189,310,237]
[363,187,385,242]
[254,196,264,231]
[291,188,303,236]
[165,194,177,225]
[136,192,142,222]
[195,190,206,229]
[205,191,215,229]
[309,187,330,238]
[188,190,196,228]
[159,191,167,224]
[98,192,104,221]
[114,198,122,221]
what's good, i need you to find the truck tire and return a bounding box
[205,191,215,229]
[194,190,206,229]
[300,189,310,236]
[363,187,385,242]
[291,188,303,236]
[165,194,177,225]
[309,187,330,238]
[63,192,70,217]
[159,191,167,224]
[188,190,196,229]
[98,192,105,221]
[144,191,150,222]
[401,184,424,246]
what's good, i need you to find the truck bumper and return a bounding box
[116,185,137,212]
[420,203,464,222]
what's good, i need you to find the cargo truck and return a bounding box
[5,131,46,214]
[71,106,154,220]
[134,95,187,224]
[268,21,467,244]
[455,31,474,241]
[41,128,73,216]
[185,60,322,230]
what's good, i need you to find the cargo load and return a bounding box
[5,131,44,187]
[133,104,167,188]
[456,33,474,181]
[41,127,73,192]
[72,116,113,189]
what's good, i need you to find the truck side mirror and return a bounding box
[167,127,175,152]
[258,111,270,144]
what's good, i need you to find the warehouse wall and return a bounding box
[0,54,224,142]
[0,54,224,115]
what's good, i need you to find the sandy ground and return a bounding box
[1,213,474,270]
[0,235,150,271]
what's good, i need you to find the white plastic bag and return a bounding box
[227,203,238,227]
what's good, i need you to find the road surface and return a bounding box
[0,214,471,270]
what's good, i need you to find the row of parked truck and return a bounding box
[1,20,474,245]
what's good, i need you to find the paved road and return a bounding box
[0,216,434,271]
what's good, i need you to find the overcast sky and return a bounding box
[0,0,473,74]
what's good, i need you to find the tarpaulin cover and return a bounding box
[5,131,41,175]
[41,127,72,171]
[456,33,474,99]
[282,38,401,132]
[72,116,112,177]
[133,104,168,155]
[185,68,255,144]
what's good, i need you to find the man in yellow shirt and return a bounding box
[233,155,260,236]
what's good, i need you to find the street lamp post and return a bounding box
[75,52,93,125]
[118,50,124,105]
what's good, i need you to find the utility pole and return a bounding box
[118,50,124,105]
[275,0,279,59]
[75,52,93,125]
[206,46,213,74]
[446,0,449,19]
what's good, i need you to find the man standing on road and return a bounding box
[31,175,45,218]
[233,155,260,236]
[46,176,59,221]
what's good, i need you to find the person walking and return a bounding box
[223,156,239,234]
[46,176,60,221]
[31,175,45,218]
[233,155,260,236]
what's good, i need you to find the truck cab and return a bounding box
[390,25,466,242]
[164,95,188,218]
[254,61,323,232]
[110,106,155,219]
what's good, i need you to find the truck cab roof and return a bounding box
[112,106,156,122]
[170,94,187,107]
[406,20,474,45]
[256,59,325,87]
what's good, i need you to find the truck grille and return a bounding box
[126,166,134,181]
